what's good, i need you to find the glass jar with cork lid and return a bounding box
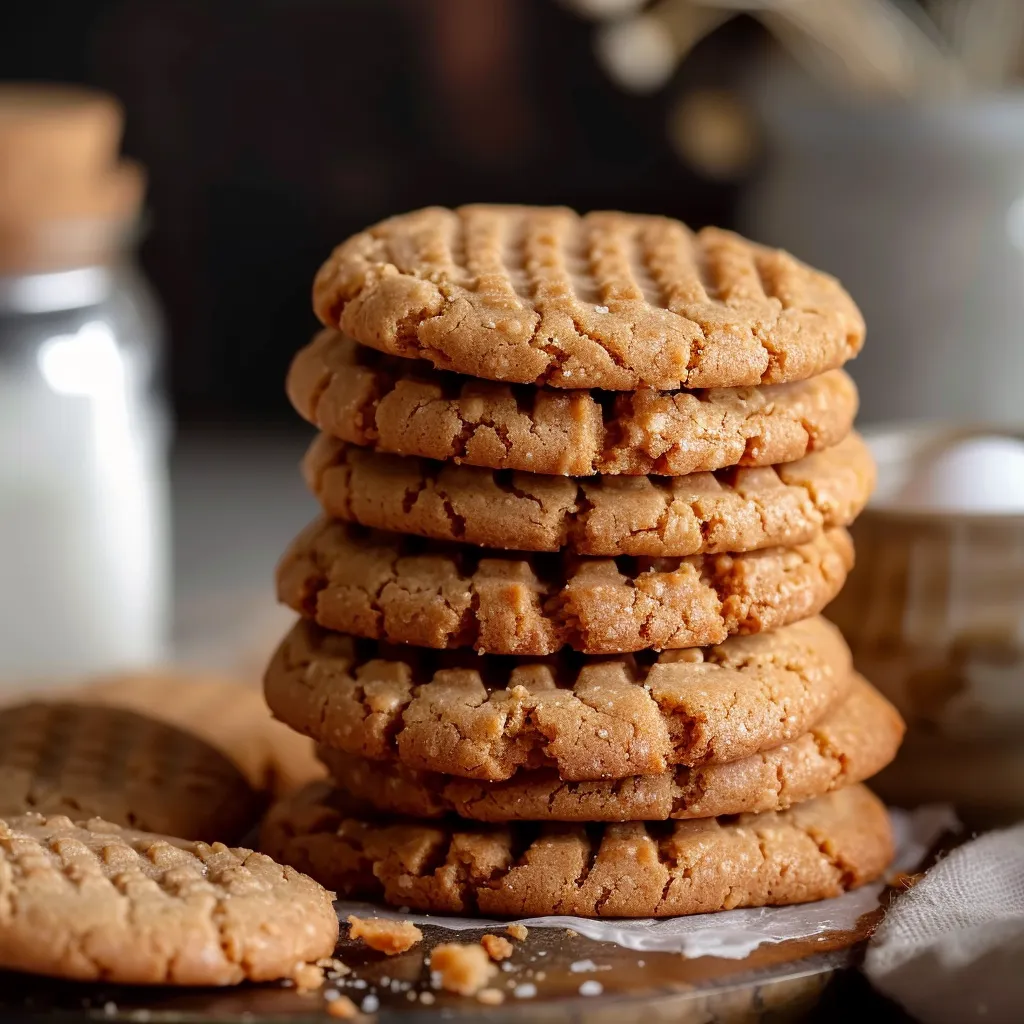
[0,84,170,686]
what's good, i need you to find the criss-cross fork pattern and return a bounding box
[0,703,259,842]
[313,205,865,390]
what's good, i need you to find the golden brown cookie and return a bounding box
[312,206,864,391]
[263,616,854,781]
[0,813,338,984]
[304,432,874,557]
[72,672,325,797]
[261,782,892,917]
[0,703,262,843]
[317,676,903,821]
[276,518,853,655]
[288,331,859,477]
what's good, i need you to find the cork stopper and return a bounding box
[0,83,144,272]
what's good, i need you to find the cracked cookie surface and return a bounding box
[304,433,874,557]
[261,782,892,917]
[0,703,263,843]
[276,519,853,655]
[263,616,854,781]
[312,206,864,391]
[0,814,339,984]
[288,331,859,477]
[317,676,903,821]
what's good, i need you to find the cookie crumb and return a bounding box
[429,943,497,997]
[347,915,422,955]
[292,963,324,991]
[325,994,359,1019]
[506,923,528,941]
[478,988,505,1005]
[317,957,350,977]
[481,934,514,961]
[565,928,580,937]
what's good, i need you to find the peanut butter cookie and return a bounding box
[288,331,858,477]
[276,519,853,655]
[303,432,874,557]
[317,676,903,821]
[312,206,864,391]
[263,616,854,781]
[262,783,891,917]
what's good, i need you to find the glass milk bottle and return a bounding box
[0,84,170,686]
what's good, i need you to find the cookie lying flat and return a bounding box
[317,676,903,821]
[288,331,859,477]
[262,783,891,918]
[0,814,338,984]
[72,673,324,797]
[312,205,864,391]
[0,703,262,843]
[276,518,853,655]
[304,432,875,557]
[264,616,854,781]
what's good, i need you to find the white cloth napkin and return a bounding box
[864,824,1024,1023]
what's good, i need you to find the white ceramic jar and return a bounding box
[741,75,1024,427]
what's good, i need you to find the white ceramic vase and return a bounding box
[740,81,1024,426]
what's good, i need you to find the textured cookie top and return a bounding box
[318,675,904,822]
[0,703,262,843]
[0,814,339,985]
[72,674,324,797]
[277,518,853,655]
[312,206,864,390]
[305,432,875,557]
[261,783,892,918]
[263,616,854,780]
[287,331,859,477]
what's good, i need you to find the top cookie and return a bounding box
[312,205,864,390]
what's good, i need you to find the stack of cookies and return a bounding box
[262,205,904,918]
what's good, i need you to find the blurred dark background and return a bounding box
[0,0,756,427]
